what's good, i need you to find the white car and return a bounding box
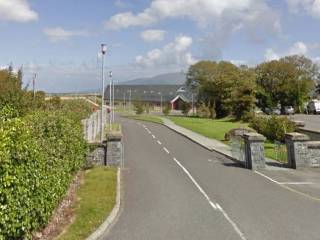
[284,106,295,115]
[307,100,320,114]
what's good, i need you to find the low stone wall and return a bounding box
[285,132,320,169]
[298,129,320,141]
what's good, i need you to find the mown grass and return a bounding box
[126,115,163,124]
[58,167,117,240]
[167,116,287,163]
[168,116,249,142]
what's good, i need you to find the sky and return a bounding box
[1,0,320,92]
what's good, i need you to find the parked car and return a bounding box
[307,99,320,114]
[284,106,295,115]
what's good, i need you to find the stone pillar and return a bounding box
[106,133,123,166]
[243,133,266,170]
[285,132,310,169]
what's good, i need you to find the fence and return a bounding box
[81,109,108,143]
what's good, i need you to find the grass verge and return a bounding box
[58,166,117,240]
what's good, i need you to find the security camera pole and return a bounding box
[101,44,107,142]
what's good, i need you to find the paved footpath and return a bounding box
[101,118,320,240]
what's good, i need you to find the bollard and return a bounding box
[243,133,266,170]
[285,132,310,169]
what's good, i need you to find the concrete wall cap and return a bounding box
[285,132,310,141]
[243,132,266,141]
[307,141,320,149]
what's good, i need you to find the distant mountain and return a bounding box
[120,72,187,85]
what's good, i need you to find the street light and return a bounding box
[109,71,113,127]
[100,43,107,142]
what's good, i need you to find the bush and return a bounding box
[0,109,87,239]
[133,101,144,115]
[162,104,171,116]
[197,103,211,118]
[249,115,296,142]
[181,102,191,116]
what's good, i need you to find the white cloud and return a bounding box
[289,41,308,55]
[105,0,280,32]
[264,41,309,61]
[140,29,166,42]
[135,35,196,68]
[105,0,280,59]
[43,27,89,42]
[264,48,280,61]
[287,0,320,18]
[0,0,38,22]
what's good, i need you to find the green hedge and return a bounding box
[249,115,296,142]
[0,109,87,239]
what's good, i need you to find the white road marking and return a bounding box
[152,135,156,139]
[216,204,247,240]
[208,159,213,162]
[254,170,281,184]
[142,124,146,128]
[172,158,217,210]
[163,147,170,154]
[279,182,314,185]
[157,140,162,145]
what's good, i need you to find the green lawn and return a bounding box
[58,166,117,240]
[126,115,163,124]
[168,116,249,142]
[167,116,287,163]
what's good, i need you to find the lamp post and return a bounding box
[109,71,114,124]
[100,44,107,142]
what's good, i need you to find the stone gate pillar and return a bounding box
[285,133,310,169]
[243,133,266,170]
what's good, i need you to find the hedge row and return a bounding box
[249,115,296,142]
[0,108,88,239]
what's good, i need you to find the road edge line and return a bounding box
[86,167,121,240]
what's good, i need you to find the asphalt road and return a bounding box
[291,114,320,132]
[102,118,320,240]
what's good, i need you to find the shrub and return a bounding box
[249,115,296,142]
[0,109,87,239]
[197,103,211,118]
[133,101,144,115]
[181,102,191,116]
[162,104,171,116]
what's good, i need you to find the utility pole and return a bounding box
[32,73,37,101]
[109,71,112,131]
[129,89,132,110]
[109,71,115,123]
[123,93,126,111]
[100,44,107,142]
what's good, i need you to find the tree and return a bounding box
[231,68,257,120]
[162,103,171,116]
[187,61,239,118]
[255,56,315,113]
[181,102,191,116]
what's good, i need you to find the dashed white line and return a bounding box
[163,147,170,154]
[216,204,247,240]
[172,157,217,210]
[152,135,156,139]
[172,157,247,240]
[157,140,162,145]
